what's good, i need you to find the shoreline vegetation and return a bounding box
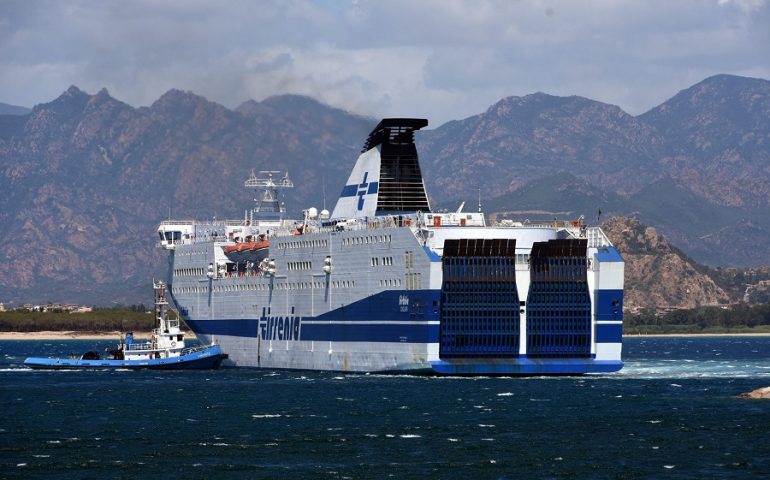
[0,309,189,336]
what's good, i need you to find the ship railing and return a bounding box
[586,227,612,248]
[124,341,155,352]
[180,344,217,356]
[160,219,261,228]
[159,220,196,226]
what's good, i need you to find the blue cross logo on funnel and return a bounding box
[357,172,369,211]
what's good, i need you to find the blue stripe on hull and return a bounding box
[186,318,439,343]
[186,319,260,337]
[302,322,438,343]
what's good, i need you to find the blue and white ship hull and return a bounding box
[158,119,624,375]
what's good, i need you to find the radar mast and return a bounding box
[245,170,294,222]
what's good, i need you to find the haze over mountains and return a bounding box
[0,102,31,116]
[0,74,768,305]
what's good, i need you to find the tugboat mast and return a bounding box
[154,279,169,332]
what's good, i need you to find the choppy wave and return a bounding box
[2,336,769,479]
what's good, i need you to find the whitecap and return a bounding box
[46,440,61,444]
[447,438,459,442]
[252,414,282,418]
[663,465,675,469]
[16,463,26,467]
[647,420,662,424]
[496,392,513,396]
[481,438,495,441]
[400,434,421,438]
[385,434,395,438]
[670,383,682,387]
[478,424,495,428]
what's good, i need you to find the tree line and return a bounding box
[0,309,158,332]
[625,303,770,334]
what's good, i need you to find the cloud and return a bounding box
[0,0,767,124]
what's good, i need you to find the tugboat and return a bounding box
[23,281,227,370]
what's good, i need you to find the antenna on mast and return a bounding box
[478,187,482,213]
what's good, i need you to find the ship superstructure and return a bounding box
[157,119,624,375]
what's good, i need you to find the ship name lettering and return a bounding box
[260,316,302,341]
[399,294,409,313]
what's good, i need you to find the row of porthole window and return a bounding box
[342,235,392,246]
[280,239,329,249]
[175,267,205,277]
[174,280,365,293]
[287,261,312,271]
[371,257,394,266]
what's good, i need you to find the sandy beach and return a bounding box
[0,331,155,340]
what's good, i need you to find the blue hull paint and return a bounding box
[24,345,226,370]
[429,359,623,376]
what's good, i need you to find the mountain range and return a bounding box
[0,74,768,305]
[0,102,30,116]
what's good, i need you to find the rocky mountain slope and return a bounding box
[0,74,768,304]
[419,74,770,267]
[0,87,371,304]
[601,217,731,311]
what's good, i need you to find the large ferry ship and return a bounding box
[157,119,624,375]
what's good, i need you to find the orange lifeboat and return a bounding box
[223,240,270,255]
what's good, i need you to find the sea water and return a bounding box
[1,336,769,479]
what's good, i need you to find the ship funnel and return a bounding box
[331,118,430,219]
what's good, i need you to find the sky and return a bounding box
[1,0,768,125]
